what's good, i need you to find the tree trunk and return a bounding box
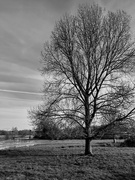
[85,138,93,155]
[113,135,116,143]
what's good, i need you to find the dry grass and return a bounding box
[0,140,135,180]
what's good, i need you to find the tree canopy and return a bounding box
[29,3,135,155]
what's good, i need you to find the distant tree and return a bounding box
[11,127,18,139]
[95,122,130,140]
[30,107,62,140]
[60,125,84,139]
[29,3,135,155]
[18,130,32,138]
[0,130,7,135]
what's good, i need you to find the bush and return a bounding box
[120,136,135,147]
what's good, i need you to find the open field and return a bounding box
[0,139,123,150]
[0,139,135,180]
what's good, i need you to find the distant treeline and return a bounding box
[0,129,33,140]
[1,124,134,140]
[34,124,134,140]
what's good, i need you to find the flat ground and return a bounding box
[0,139,135,180]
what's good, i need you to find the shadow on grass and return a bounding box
[114,173,135,180]
[0,148,87,157]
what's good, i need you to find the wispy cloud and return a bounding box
[0,89,43,95]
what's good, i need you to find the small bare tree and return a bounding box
[29,3,135,155]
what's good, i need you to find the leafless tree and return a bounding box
[29,3,135,155]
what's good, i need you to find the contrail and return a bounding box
[0,89,43,95]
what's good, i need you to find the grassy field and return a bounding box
[0,140,135,180]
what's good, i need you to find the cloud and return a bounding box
[0,107,34,130]
[0,0,75,130]
[100,0,135,17]
[0,90,42,130]
[0,89,43,95]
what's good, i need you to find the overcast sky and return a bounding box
[0,0,135,130]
